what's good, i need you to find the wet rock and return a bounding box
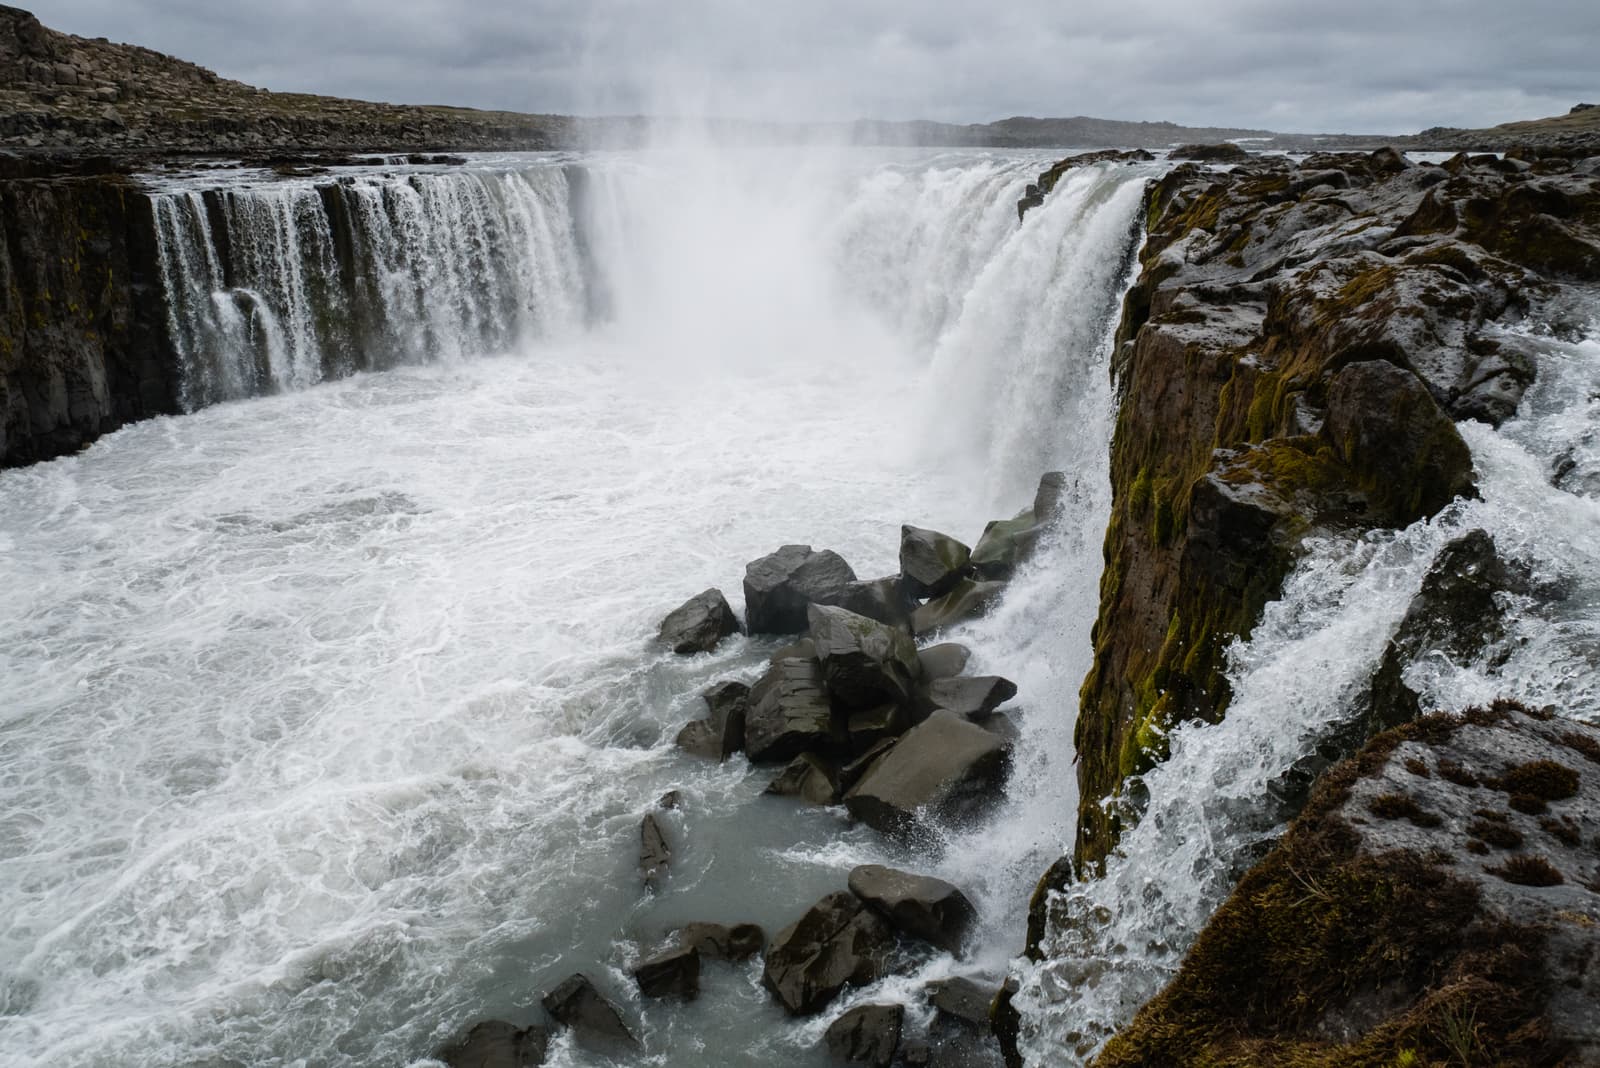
[436,1020,550,1068]
[848,864,978,954]
[824,1002,904,1066]
[910,580,1007,637]
[837,575,917,629]
[673,680,748,761]
[847,703,908,750]
[657,588,740,654]
[1321,360,1476,525]
[969,512,1041,581]
[640,812,671,890]
[927,976,996,1032]
[745,656,839,763]
[917,643,971,681]
[900,526,973,599]
[744,545,858,635]
[766,752,841,805]
[771,637,818,663]
[1033,471,1068,520]
[631,944,700,1000]
[809,603,923,710]
[675,921,766,962]
[973,711,1021,744]
[762,891,895,1015]
[1093,702,1600,1067]
[1169,142,1251,162]
[839,738,899,792]
[844,710,1010,836]
[540,974,637,1047]
[925,676,1018,720]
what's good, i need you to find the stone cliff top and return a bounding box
[0,5,570,154]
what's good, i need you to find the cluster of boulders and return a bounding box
[660,473,1070,838]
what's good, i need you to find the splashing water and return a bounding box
[0,150,1152,1068]
[1012,313,1600,1064]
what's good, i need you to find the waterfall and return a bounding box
[151,166,589,408]
[1010,316,1600,1064]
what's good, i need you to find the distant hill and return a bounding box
[3,5,1597,159]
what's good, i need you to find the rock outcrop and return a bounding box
[1,170,175,466]
[1093,701,1600,1066]
[1067,145,1600,875]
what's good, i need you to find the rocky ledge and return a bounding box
[1050,144,1600,877]
[1095,700,1600,1066]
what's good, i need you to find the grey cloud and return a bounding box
[27,0,1600,132]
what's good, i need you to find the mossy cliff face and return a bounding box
[1092,700,1600,1067]
[0,170,175,466]
[1065,148,1600,876]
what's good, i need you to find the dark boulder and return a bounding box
[969,512,1041,581]
[745,656,839,763]
[927,977,996,1032]
[824,1003,904,1066]
[436,1020,550,1068]
[1169,142,1251,162]
[673,719,723,761]
[631,944,700,1000]
[809,603,923,710]
[917,643,971,681]
[837,575,917,629]
[540,974,636,1047]
[845,710,1010,836]
[771,637,818,663]
[900,526,972,599]
[840,738,899,792]
[675,921,766,961]
[744,545,858,635]
[926,676,1018,720]
[762,891,895,1015]
[657,588,740,654]
[1033,471,1068,520]
[848,864,978,954]
[675,680,749,761]
[640,812,671,890]
[847,703,909,750]
[766,752,841,805]
[910,581,1007,637]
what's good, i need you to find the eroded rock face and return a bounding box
[1068,146,1600,873]
[745,655,839,763]
[1093,701,1600,1067]
[762,891,895,1015]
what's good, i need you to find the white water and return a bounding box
[1013,314,1600,1064]
[0,150,1150,1067]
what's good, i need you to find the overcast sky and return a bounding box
[28,0,1599,134]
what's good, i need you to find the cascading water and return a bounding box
[1011,313,1600,1065]
[152,165,588,408]
[0,150,1151,1068]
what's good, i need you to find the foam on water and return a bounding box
[1013,315,1600,1064]
[0,150,1151,1066]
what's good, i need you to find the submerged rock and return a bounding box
[900,526,972,599]
[762,891,895,1015]
[436,1020,550,1068]
[927,976,997,1033]
[540,974,637,1047]
[675,921,766,961]
[745,656,839,763]
[744,545,858,635]
[845,710,1010,836]
[848,864,977,954]
[639,811,671,890]
[657,588,740,654]
[631,944,700,1000]
[808,603,923,710]
[674,680,750,761]
[824,1002,904,1066]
